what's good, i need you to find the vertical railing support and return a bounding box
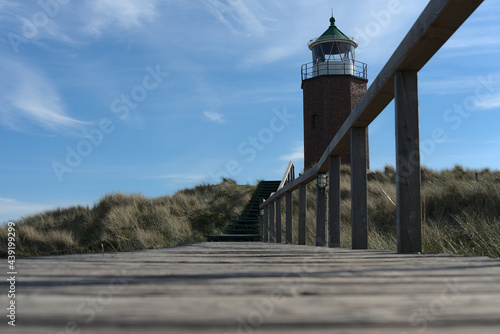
[285,191,293,244]
[316,174,327,246]
[351,127,368,249]
[269,201,275,243]
[395,70,422,253]
[276,197,282,243]
[263,205,269,243]
[328,156,341,248]
[259,198,264,239]
[298,183,307,245]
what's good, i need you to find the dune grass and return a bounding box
[286,165,500,258]
[1,165,500,258]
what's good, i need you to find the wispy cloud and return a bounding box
[280,142,304,162]
[475,94,500,110]
[420,73,500,95]
[203,111,225,123]
[0,198,54,223]
[83,0,157,36]
[201,0,267,36]
[0,59,88,132]
[0,0,79,48]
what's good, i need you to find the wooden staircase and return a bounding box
[205,181,281,242]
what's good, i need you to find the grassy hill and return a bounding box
[1,165,500,258]
[0,179,254,257]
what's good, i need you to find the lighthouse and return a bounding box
[301,16,368,169]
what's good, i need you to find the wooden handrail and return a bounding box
[278,161,295,191]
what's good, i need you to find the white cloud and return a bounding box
[420,73,500,96]
[203,111,225,123]
[83,0,157,36]
[201,0,268,36]
[0,198,54,223]
[280,142,304,162]
[475,94,500,110]
[0,1,79,48]
[0,59,88,132]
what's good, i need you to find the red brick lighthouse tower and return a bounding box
[302,16,368,169]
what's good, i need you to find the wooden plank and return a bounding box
[351,127,368,249]
[328,156,341,248]
[11,243,500,334]
[316,176,326,247]
[276,197,282,244]
[260,0,483,207]
[269,201,275,243]
[285,191,293,244]
[263,206,269,242]
[395,70,422,253]
[298,183,307,245]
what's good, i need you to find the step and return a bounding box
[226,225,259,231]
[240,212,259,217]
[204,234,261,242]
[240,215,259,219]
[231,220,259,224]
[225,229,260,234]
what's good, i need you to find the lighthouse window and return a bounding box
[312,42,355,64]
[312,115,319,127]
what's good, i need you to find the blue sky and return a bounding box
[1,0,500,223]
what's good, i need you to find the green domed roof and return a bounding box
[308,17,358,50]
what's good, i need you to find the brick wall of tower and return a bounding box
[302,75,368,170]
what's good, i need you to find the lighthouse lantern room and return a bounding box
[302,17,367,80]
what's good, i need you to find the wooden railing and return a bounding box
[260,0,484,253]
[278,161,295,190]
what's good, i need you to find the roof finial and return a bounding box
[330,8,336,26]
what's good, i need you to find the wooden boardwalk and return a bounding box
[2,242,500,333]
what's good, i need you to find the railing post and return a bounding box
[316,174,327,246]
[395,70,422,253]
[259,198,264,239]
[351,127,368,249]
[276,197,282,243]
[285,191,293,244]
[328,155,341,247]
[263,205,269,243]
[269,201,275,243]
[298,183,307,245]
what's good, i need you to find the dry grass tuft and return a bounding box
[283,165,500,258]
